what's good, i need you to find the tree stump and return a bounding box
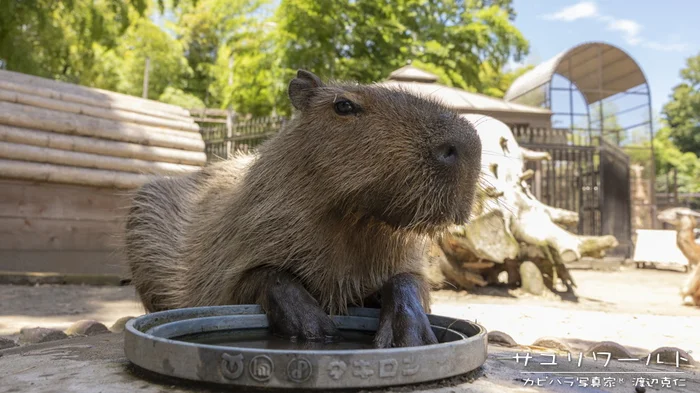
[432,115,619,294]
[658,209,700,306]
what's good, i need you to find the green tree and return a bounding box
[158,86,206,108]
[478,63,533,98]
[173,0,276,113]
[0,0,147,82]
[627,127,700,193]
[662,52,700,156]
[274,0,529,96]
[106,17,193,100]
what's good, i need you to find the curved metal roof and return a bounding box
[504,42,649,105]
[379,66,551,118]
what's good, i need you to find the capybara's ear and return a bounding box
[288,69,325,111]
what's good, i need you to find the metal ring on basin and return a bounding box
[124,305,487,390]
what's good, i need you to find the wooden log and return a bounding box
[0,179,129,221]
[676,215,700,267]
[0,141,201,175]
[520,147,551,161]
[0,84,199,132]
[0,92,202,141]
[0,124,207,166]
[682,264,700,307]
[0,250,126,275]
[425,240,487,289]
[0,158,152,189]
[0,69,190,118]
[462,262,496,270]
[0,216,123,250]
[0,101,205,152]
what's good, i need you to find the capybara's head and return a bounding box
[285,69,482,233]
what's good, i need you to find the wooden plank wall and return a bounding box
[0,179,130,276]
[0,70,211,277]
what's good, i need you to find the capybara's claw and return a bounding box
[373,273,438,348]
[266,271,339,341]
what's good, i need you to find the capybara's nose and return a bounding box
[433,141,460,166]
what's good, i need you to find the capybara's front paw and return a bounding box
[373,273,438,348]
[266,272,339,341]
[373,301,438,348]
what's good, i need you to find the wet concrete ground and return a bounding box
[1,332,697,393]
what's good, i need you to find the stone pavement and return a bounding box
[0,331,697,393]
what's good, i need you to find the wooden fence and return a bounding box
[191,110,287,161]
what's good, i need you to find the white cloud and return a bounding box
[540,2,688,52]
[606,19,643,45]
[542,1,598,21]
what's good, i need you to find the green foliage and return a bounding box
[478,63,533,99]
[0,0,147,82]
[627,127,700,193]
[158,87,206,108]
[2,0,530,114]
[274,0,529,93]
[106,17,193,99]
[662,52,700,156]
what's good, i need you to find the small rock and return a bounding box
[647,347,695,366]
[520,261,545,295]
[0,336,18,350]
[532,337,572,352]
[635,386,646,393]
[487,331,518,347]
[19,327,68,344]
[110,316,136,333]
[65,320,110,336]
[585,341,633,359]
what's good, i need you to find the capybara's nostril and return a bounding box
[434,142,459,166]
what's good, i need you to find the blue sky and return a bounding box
[510,0,699,119]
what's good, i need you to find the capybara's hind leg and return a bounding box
[265,270,339,341]
[373,273,438,348]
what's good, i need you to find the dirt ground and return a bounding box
[1,264,698,357]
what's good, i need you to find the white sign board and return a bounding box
[632,229,689,266]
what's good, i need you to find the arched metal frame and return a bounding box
[505,41,657,229]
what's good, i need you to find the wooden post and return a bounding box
[226,54,234,158]
[143,57,151,99]
[673,167,679,204]
[226,109,234,159]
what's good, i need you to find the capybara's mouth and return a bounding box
[374,204,472,234]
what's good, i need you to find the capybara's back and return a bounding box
[124,156,253,312]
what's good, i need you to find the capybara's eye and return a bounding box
[334,100,355,115]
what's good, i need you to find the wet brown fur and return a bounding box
[125,71,482,316]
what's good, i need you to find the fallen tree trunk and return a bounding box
[658,209,700,306]
[431,114,618,294]
[682,264,700,307]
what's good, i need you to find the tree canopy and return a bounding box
[662,52,700,156]
[0,0,148,82]
[0,0,530,116]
